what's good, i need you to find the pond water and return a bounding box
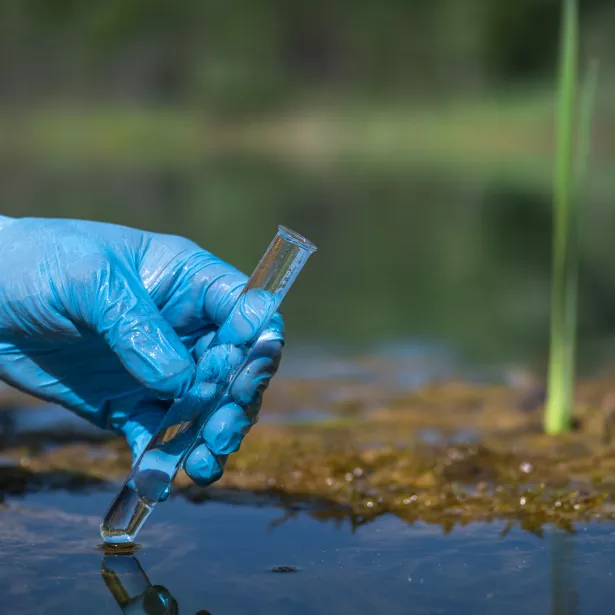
[2,348,615,614]
[3,159,615,613]
[2,488,615,615]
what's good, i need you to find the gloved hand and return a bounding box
[0,215,283,486]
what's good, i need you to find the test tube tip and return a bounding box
[277,225,317,254]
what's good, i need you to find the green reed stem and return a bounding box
[545,0,578,434]
[545,0,598,434]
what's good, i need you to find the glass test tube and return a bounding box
[101,226,317,545]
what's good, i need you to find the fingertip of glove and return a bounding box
[184,445,225,487]
[202,402,252,455]
[268,312,285,341]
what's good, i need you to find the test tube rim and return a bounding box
[277,225,317,254]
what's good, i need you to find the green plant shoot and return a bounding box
[545,0,598,434]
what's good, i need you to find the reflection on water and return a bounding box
[551,531,579,615]
[1,490,615,614]
[95,530,598,615]
[102,555,179,615]
[100,539,581,615]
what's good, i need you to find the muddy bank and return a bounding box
[3,373,615,533]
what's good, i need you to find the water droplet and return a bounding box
[520,497,527,506]
[345,472,354,482]
[353,467,364,478]
[366,501,374,508]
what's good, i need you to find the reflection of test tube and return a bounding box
[101,226,317,545]
[101,555,178,614]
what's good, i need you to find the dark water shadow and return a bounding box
[177,485,589,538]
[0,465,106,496]
[0,402,110,449]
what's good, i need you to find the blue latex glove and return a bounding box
[0,215,283,486]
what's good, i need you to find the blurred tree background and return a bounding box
[1,0,615,370]
[1,0,614,111]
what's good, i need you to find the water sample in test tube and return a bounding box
[101,226,317,546]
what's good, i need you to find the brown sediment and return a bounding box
[3,374,615,533]
[97,542,142,554]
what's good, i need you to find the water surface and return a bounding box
[4,157,615,614]
[2,489,614,614]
